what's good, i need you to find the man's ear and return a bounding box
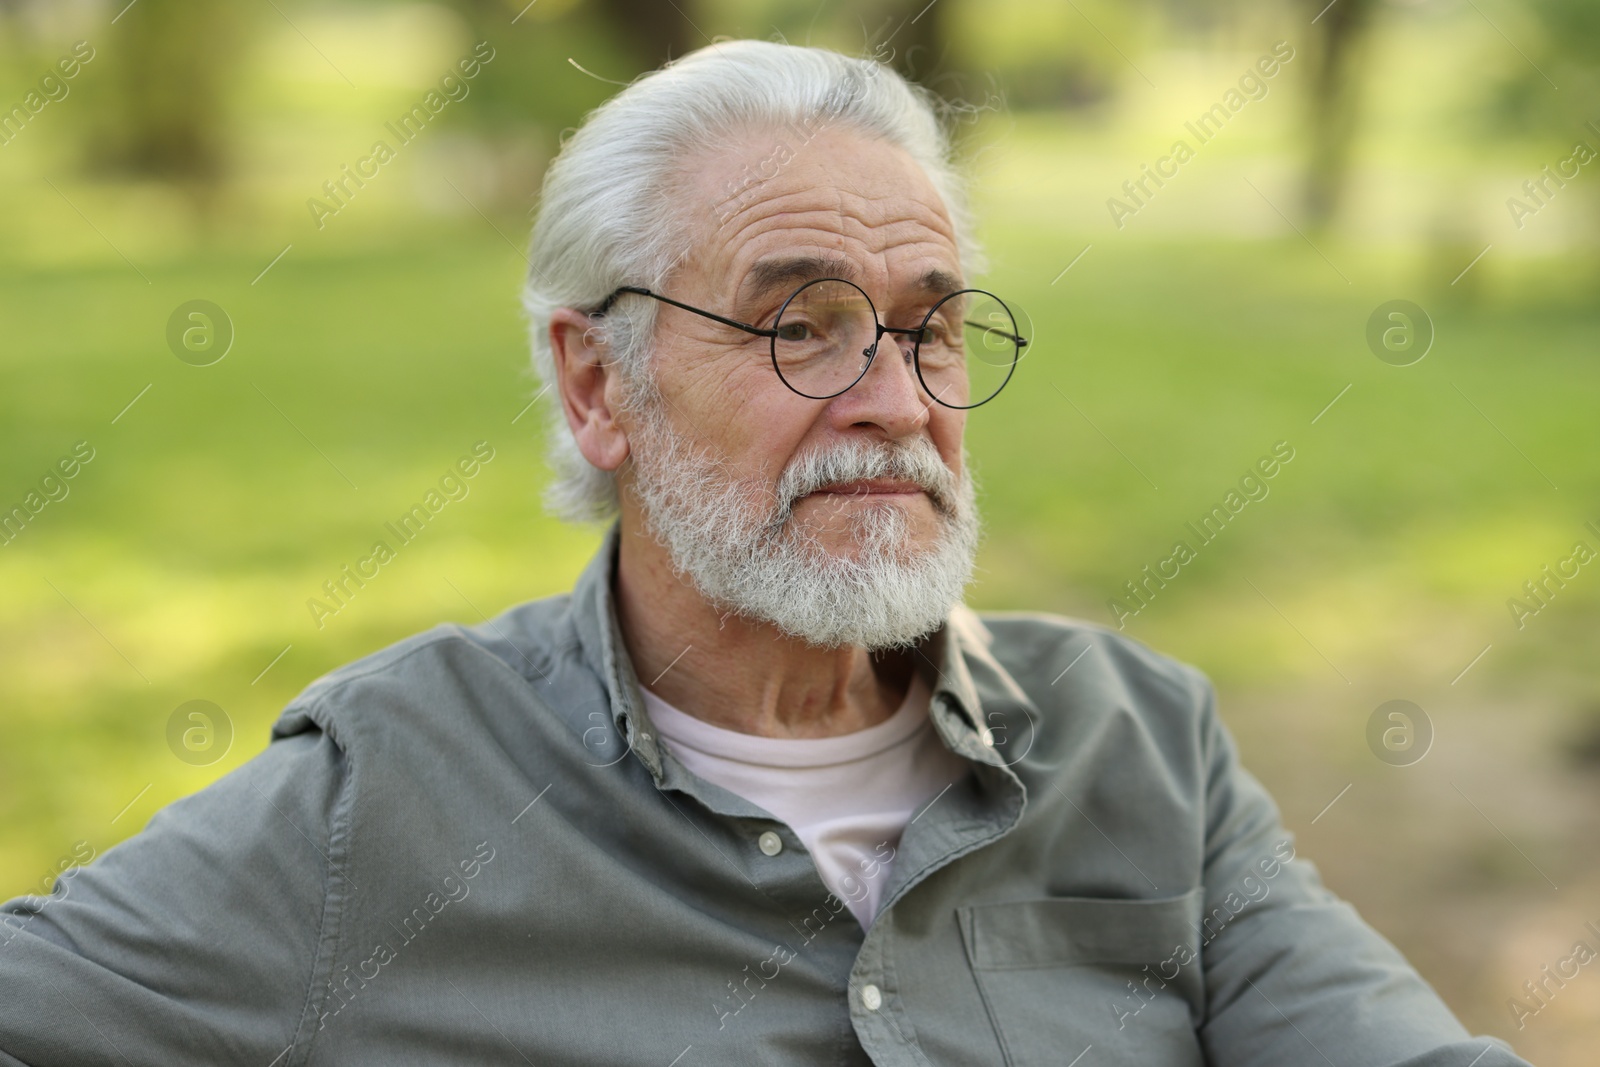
[549,307,631,473]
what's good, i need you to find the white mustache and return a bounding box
[774,437,958,520]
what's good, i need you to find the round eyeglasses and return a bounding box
[590,278,1027,410]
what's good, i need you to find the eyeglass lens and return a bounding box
[918,289,1019,410]
[770,278,1021,408]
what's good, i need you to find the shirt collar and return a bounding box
[570,521,665,777]
[570,520,1036,779]
[918,600,1045,770]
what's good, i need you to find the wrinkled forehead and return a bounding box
[670,123,963,301]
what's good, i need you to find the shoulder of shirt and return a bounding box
[271,591,585,743]
[965,607,1212,713]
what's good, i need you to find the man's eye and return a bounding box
[775,322,812,342]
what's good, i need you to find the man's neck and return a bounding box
[611,521,917,739]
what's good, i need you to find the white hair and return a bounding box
[520,38,985,523]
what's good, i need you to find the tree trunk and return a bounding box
[1304,0,1376,228]
[590,0,701,70]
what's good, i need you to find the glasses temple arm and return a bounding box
[963,318,1028,348]
[591,287,776,338]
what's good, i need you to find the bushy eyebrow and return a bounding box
[917,268,963,299]
[739,258,966,311]
[739,254,860,307]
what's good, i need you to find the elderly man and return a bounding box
[1,40,1528,1067]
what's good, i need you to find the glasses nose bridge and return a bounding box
[853,321,931,415]
[869,320,920,361]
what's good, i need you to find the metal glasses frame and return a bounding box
[589,279,1026,410]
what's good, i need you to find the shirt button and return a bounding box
[757,830,783,856]
[979,727,995,747]
[861,983,883,1011]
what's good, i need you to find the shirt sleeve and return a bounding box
[0,726,347,1067]
[1190,669,1532,1067]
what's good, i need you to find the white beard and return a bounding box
[624,401,982,650]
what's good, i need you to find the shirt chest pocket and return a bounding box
[956,888,1207,1067]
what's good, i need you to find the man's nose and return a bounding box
[828,328,931,438]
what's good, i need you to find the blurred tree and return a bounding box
[762,0,971,102]
[589,0,700,68]
[940,0,1136,112]
[77,0,250,215]
[429,0,970,217]
[1302,0,1377,228]
[1496,0,1600,133]
[449,0,697,79]
[862,0,953,94]
[1484,0,1600,277]
[410,0,671,216]
[1142,0,1382,226]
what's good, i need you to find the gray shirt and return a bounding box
[0,523,1530,1066]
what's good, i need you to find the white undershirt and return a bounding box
[641,671,970,928]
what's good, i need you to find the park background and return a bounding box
[1,0,1596,1060]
